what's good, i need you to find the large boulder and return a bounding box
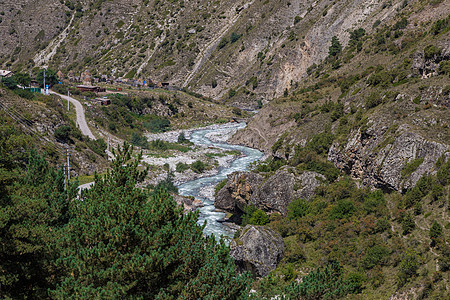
[251,167,295,216]
[215,172,264,213]
[215,168,324,217]
[294,171,326,200]
[230,225,284,277]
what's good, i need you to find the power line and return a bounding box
[0,100,73,188]
[0,101,66,158]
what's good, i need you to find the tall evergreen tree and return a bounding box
[0,146,76,298]
[52,143,251,299]
[328,36,342,57]
[36,69,58,88]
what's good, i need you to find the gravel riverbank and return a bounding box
[142,122,244,186]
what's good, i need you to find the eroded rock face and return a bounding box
[215,172,264,213]
[230,225,284,277]
[412,42,450,78]
[328,124,449,191]
[294,171,326,200]
[215,168,325,217]
[251,168,295,216]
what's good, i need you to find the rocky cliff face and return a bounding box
[328,124,449,192]
[412,41,450,79]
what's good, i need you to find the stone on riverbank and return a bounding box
[215,167,325,217]
[230,225,284,277]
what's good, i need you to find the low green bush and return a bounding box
[330,200,356,219]
[401,157,424,178]
[424,45,441,59]
[230,32,241,43]
[175,162,189,173]
[131,133,149,149]
[214,178,227,196]
[363,245,390,269]
[365,92,382,109]
[54,125,72,142]
[364,190,385,215]
[241,205,269,226]
[191,160,207,173]
[287,198,310,220]
[144,117,170,133]
[14,89,34,99]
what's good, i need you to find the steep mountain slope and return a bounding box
[2,0,447,108]
[231,2,449,191]
[213,2,449,298]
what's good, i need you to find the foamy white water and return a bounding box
[177,123,263,242]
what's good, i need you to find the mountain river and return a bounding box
[177,123,263,241]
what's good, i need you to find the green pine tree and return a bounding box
[430,220,443,247]
[328,36,342,57]
[0,147,77,298]
[52,143,251,299]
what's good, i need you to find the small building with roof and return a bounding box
[0,70,14,81]
[76,85,106,93]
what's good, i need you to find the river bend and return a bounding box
[177,123,263,241]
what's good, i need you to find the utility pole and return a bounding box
[43,68,46,95]
[64,162,67,191]
[67,146,70,183]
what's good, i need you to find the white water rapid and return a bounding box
[177,123,263,241]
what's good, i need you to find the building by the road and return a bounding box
[0,70,14,81]
[76,85,106,93]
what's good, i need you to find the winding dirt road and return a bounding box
[50,91,96,140]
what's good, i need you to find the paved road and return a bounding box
[79,182,95,190]
[50,90,96,140]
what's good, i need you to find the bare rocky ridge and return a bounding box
[3,0,447,106]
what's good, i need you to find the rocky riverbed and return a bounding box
[143,122,264,240]
[142,123,246,186]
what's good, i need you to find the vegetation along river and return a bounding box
[177,123,263,241]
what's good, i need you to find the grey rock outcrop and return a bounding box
[230,225,284,277]
[328,124,449,191]
[412,42,450,78]
[294,171,326,200]
[215,172,264,213]
[251,168,295,216]
[215,168,325,217]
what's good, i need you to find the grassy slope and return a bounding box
[0,87,109,176]
[243,5,449,299]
